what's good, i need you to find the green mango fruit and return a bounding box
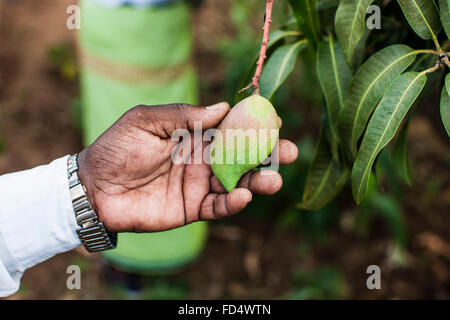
[210,94,280,191]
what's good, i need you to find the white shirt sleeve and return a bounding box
[0,156,81,297]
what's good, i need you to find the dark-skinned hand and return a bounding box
[78,103,298,233]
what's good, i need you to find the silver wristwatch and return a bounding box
[67,154,117,252]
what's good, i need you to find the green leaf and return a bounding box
[335,0,375,65]
[440,74,450,137]
[408,53,434,72]
[299,127,349,211]
[317,0,339,11]
[352,26,371,70]
[235,30,302,102]
[260,40,308,100]
[447,73,450,96]
[392,119,412,185]
[323,112,341,164]
[266,30,304,49]
[373,148,388,190]
[288,0,321,48]
[439,0,450,39]
[338,45,419,158]
[351,72,427,204]
[249,30,303,71]
[317,34,352,141]
[397,0,442,40]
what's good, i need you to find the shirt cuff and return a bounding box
[0,156,81,294]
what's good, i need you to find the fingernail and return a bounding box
[206,102,228,111]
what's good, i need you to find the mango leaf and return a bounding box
[351,72,427,204]
[447,73,450,96]
[317,0,339,10]
[236,30,302,102]
[317,34,352,141]
[325,121,341,164]
[440,0,450,39]
[392,119,412,185]
[440,74,450,137]
[397,0,442,40]
[240,30,303,80]
[288,0,320,48]
[338,45,419,158]
[299,127,349,210]
[260,40,308,100]
[408,54,442,111]
[335,0,375,66]
[408,53,433,72]
[373,147,389,191]
[352,27,371,70]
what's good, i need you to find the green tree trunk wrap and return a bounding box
[79,0,207,273]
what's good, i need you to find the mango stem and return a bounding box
[241,0,274,95]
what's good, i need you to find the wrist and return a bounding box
[76,149,116,232]
[77,149,99,213]
[68,153,117,252]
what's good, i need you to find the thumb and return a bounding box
[188,102,231,130]
[128,102,230,137]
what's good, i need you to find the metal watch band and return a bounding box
[68,154,117,252]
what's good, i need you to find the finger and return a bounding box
[248,170,283,195]
[210,170,282,195]
[199,188,252,220]
[237,170,283,195]
[213,194,230,219]
[209,139,297,193]
[210,170,281,194]
[210,175,228,193]
[225,188,252,215]
[183,164,212,224]
[128,102,230,138]
[279,139,298,164]
[273,139,299,165]
[210,139,296,193]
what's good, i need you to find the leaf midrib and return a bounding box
[304,161,333,204]
[272,41,306,93]
[409,0,437,39]
[349,49,416,151]
[329,35,345,111]
[356,73,423,199]
[305,0,319,44]
[347,0,364,58]
[446,73,450,96]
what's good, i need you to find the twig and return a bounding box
[241,0,274,95]
[442,54,450,69]
[419,63,441,76]
[432,36,444,55]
